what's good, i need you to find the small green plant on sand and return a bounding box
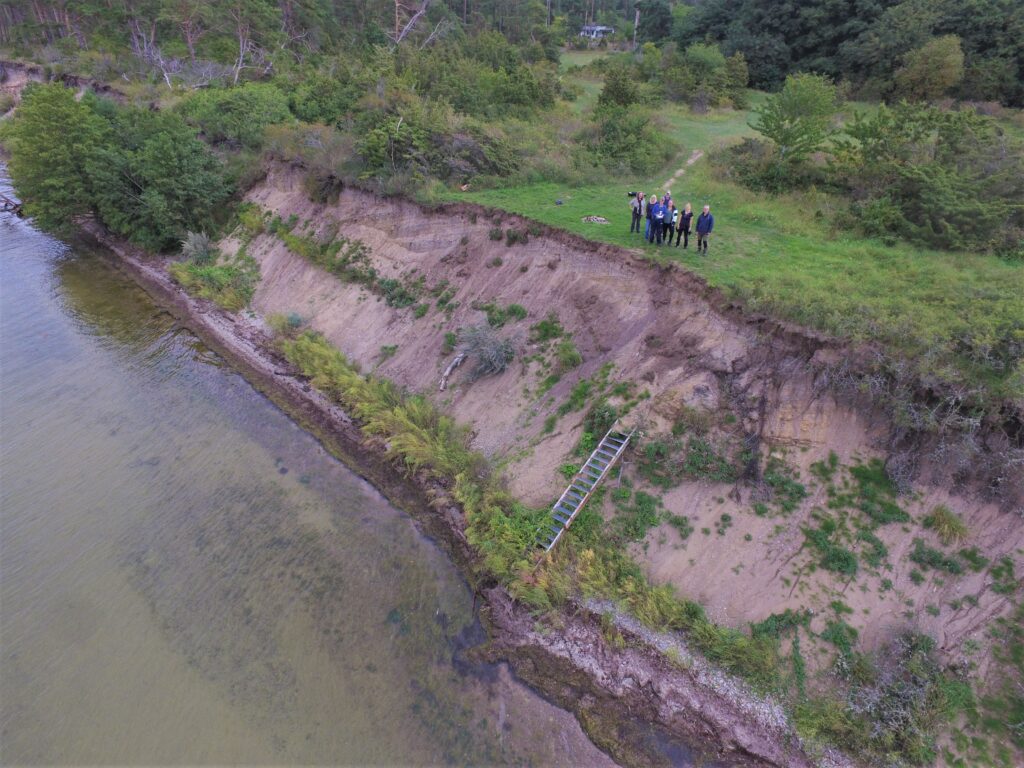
[922,505,968,545]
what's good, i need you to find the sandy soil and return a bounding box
[240,166,1022,688]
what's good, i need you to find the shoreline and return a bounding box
[81,221,835,768]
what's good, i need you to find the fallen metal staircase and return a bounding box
[537,422,636,553]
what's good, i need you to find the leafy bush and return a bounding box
[681,437,738,483]
[763,460,808,513]
[991,556,1018,595]
[505,227,528,245]
[845,460,910,524]
[169,251,259,311]
[473,301,526,328]
[611,489,661,541]
[558,380,592,415]
[580,105,676,176]
[267,312,306,337]
[530,313,564,341]
[821,619,859,659]
[909,539,963,575]
[958,547,990,572]
[289,69,361,125]
[555,339,583,370]
[179,83,291,148]
[665,513,694,540]
[857,529,889,568]
[804,523,859,577]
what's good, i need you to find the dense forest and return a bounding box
[1,0,1022,105]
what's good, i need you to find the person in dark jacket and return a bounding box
[675,203,693,247]
[644,194,655,240]
[649,197,665,244]
[630,192,644,234]
[695,205,714,254]
[664,202,676,244]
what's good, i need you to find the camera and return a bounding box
[627,191,638,198]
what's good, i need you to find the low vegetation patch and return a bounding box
[804,519,859,578]
[169,228,259,311]
[922,505,969,545]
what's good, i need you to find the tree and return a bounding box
[725,51,750,107]
[209,0,280,84]
[159,0,209,61]
[86,109,228,251]
[750,73,837,163]
[635,0,670,44]
[597,64,639,110]
[1,83,107,233]
[895,34,964,101]
[832,103,1024,252]
[179,83,291,148]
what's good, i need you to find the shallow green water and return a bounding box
[0,184,618,766]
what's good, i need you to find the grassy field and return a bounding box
[559,49,614,72]
[445,61,1024,402]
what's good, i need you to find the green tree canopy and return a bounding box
[894,35,965,101]
[597,65,639,110]
[87,108,227,251]
[750,73,837,163]
[179,83,291,148]
[1,83,108,234]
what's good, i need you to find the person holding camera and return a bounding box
[629,191,644,234]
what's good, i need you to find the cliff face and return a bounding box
[242,165,1021,675]
[86,223,829,768]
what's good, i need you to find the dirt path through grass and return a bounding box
[662,149,705,191]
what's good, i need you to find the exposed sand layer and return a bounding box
[243,166,1022,683]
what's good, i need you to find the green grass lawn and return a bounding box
[444,99,1023,400]
[438,61,1024,402]
[559,49,613,72]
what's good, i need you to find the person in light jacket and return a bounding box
[630,192,645,234]
[696,205,714,254]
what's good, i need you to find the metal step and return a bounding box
[536,422,636,554]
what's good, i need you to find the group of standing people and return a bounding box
[629,191,714,254]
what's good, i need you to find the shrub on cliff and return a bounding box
[181,232,218,264]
